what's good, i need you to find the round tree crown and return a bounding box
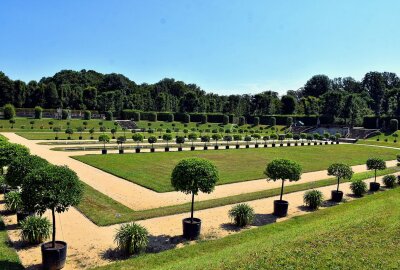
[366,158,386,170]
[264,159,302,182]
[5,155,48,188]
[171,158,219,195]
[327,163,353,180]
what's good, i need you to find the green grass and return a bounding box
[74,144,400,192]
[0,217,24,270]
[357,130,400,148]
[94,185,400,270]
[77,168,398,226]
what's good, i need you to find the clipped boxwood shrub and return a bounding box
[3,104,16,119]
[84,110,92,120]
[20,215,51,244]
[222,115,229,125]
[61,109,70,120]
[303,189,324,210]
[34,106,43,119]
[228,203,255,227]
[350,180,367,197]
[5,155,48,188]
[383,174,396,188]
[105,111,113,121]
[168,113,174,122]
[114,222,149,255]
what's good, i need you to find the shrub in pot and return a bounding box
[201,135,210,150]
[306,134,313,145]
[300,133,306,145]
[252,134,261,148]
[224,135,232,149]
[327,163,353,202]
[20,216,51,245]
[264,159,302,217]
[171,158,218,239]
[176,136,185,151]
[228,203,255,227]
[303,189,324,210]
[76,126,84,140]
[382,174,396,188]
[212,133,222,150]
[233,134,242,149]
[244,135,252,148]
[114,222,149,255]
[188,133,198,151]
[65,127,73,140]
[117,136,126,154]
[163,133,172,152]
[366,157,386,191]
[270,133,277,147]
[4,190,22,214]
[293,134,300,146]
[22,165,83,270]
[263,135,269,147]
[285,133,293,146]
[350,179,367,197]
[148,136,157,152]
[53,127,61,140]
[99,134,110,154]
[132,133,144,153]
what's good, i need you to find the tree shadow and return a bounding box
[219,223,242,232]
[0,260,25,270]
[24,263,42,270]
[252,213,278,226]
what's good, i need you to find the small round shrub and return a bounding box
[303,190,324,210]
[114,222,149,255]
[228,203,255,227]
[34,106,43,119]
[3,104,16,119]
[350,180,367,197]
[20,215,51,244]
[5,191,23,212]
[382,174,396,188]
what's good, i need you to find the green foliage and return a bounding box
[20,216,51,244]
[212,133,222,142]
[383,174,396,188]
[162,133,172,141]
[238,116,245,126]
[270,117,276,126]
[265,159,302,182]
[0,142,30,168]
[176,136,185,145]
[114,222,149,255]
[34,106,43,119]
[366,158,387,173]
[132,133,143,143]
[389,119,398,131]
[3,104,15,119]
[5,191,23,212]
[5,155,48,188]
[105,111,113,121]
[201,135,210,142]
[303,189,324,210]
[223,115,229,125]
[228,203,255,227]
[84,110,92,120]
[147,136,157,145]
[99,134,110,143]
[350,179,367,196]
[171,158,219,195]
[188,133,198,141]
[327,163,354,191]
[253,117,260,126]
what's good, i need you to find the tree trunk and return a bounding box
[190,192,195,223]
[374,169,377,183]
[337,177,340,192]
[52,208,56,248]
[280,179,285,201]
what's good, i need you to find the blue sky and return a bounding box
[1,0,400,95]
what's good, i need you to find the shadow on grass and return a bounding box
[253,213,278,226]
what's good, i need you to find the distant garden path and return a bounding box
[2,133,398,211]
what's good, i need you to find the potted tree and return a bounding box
[132,133,143,153]
[327,163,353,202]
[171,158,218,239]
[300,133,306,146]
[89,128,95,139]
[278,134,285,147]
[270,133,277,147]
[323,132,330,145]
[234,134,242,149]
[201,135,210,150]
[212,133,222,150]
[263,135,269,148]
[293,134,300,146]
[188,133,198,151]
[244,135,252,148]
[117,136,126,154]
[285,133,293,146]
[148,136,157,152]
[21,165,83,270]
[98,134,110,154]
[264,159,302,217]
[252,134,261,148]
[53,127,61,140]
[306,133,313,145]
[176,136,185,151]
[224,135,232,149]
[163,133,172,152]
[65,127,73,140]
[366,157,386,191]
[110,128,117,139]
[76,126,84,140]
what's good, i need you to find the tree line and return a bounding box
[1,70,400,125]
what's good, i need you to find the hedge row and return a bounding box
[246,115,334,126]
[363,116,400,129]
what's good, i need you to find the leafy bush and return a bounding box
[84,110,92,120]
[253,117,260,126]
[20,216,51,244]
[382,174,396,188]
[114,222,149,255]
[350,180,367,197]
[303,190,324,210]
[5,191,23,212]
[34,106,43,119]
[3,104,16,119]
[5,155,48,188]
[229,203,255,227]
[389,119,398,132]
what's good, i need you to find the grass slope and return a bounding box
[77,168,398,226]
[74,144,400,192]
[0,217,24,270]
[94,186,400,270]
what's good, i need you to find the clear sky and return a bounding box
[1,0,400,95]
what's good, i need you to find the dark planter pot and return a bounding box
[294,142,298,146]
[336,141,339,144]
[272,143,276,147]
[319,142,323,145]
[101,149,107,155]
[178,147,183,151]
[314,142,317,145]
[182,218,201,240]
[264,144,268,148]
[79,136,82,140]
[204,146,208,150]
[55,137,58,140]
[165,147,169,152]
[67,137,71,140]
[308,142,311,145]
[112,136,116,139]
[17,211,34,225]
[191,146,195,151]
[158,136,161,139]
[135,148,141,153]
[246,145,250,148]
[273,200,288,217]
[325,141,328,145]
[255,144,259,148]
[150,148,155,153]
[214,145,219,150]
[287,143,291,146]
[90,136,94,140]
[41,241,67,270]
[236,145,240,149]
[331,190,343,202]
[280,143,284,147]
[225,145,229,149]
[331,141,334,145]
[119,149,124,154]
[301,142,304,146]
[370,182,380,192]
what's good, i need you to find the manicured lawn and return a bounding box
[77,168,398,226]
[357,130,400,148]
[74,144,400,192]
[94,186,400,270]
[0,217,24,270]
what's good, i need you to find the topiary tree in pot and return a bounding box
[65,127,73,140]
[53,127,61,140]
[171,158,219,239]
[327,163,353,202]
[211,133,222,150]
[132,133,144,153]
[117,136,126,154]
[188,133,198,151]
[306,133,314,145]
[224,135,232,149]
[233,134,242,149]
[148,136,157,152]
[270,133,277,147]
[98,134,110,154]
[285,133,293,146]
[76,126,84,140]
[264,159,302,217]
[22,165,83,270]
[162,133,173,152]
[176,136,185,151]
[244,135,252,148]
[262,135,270,147]
[252,133,261,148]
[366,157,386,191]
[201,135,210,150]
[300,133,306,145]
